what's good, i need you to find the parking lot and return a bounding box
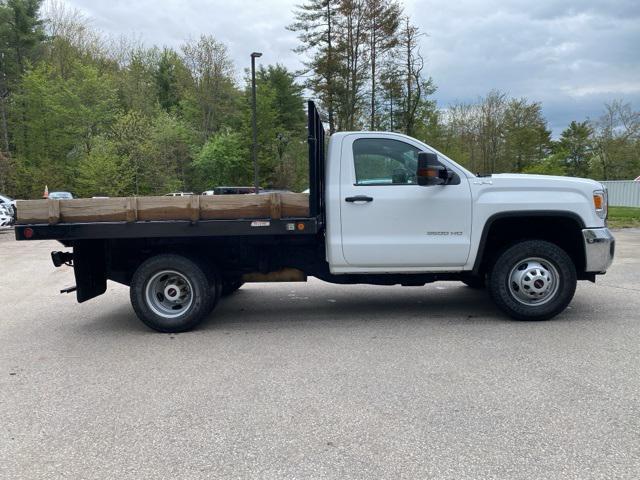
[1,227,639,479]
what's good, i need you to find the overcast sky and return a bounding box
[62,0,640,136]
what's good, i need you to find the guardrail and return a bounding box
[600,180,640,207]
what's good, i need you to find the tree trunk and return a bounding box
[0,95,9,155]
[370,32,376,130]
[326,1,336,135]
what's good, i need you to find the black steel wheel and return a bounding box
[488,240,576,321]
[130,254,214,333]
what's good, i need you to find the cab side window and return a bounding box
[353,138,420,185]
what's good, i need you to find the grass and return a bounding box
[608,206,640,229]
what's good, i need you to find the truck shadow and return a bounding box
[79,283,589,335]
[200,284,506,331]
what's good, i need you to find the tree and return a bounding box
[9,62,118,197]
[0,0,45,78]
[558,120,592,177]
[591,100,640,180]
[181,35,239,137]
[288,0,340,134]
[117,46,160,117]
[365,0,400,130]
[0,0,46,167]
[76,136,132,197]
[193,131,249,190]
[141,111,199,193]
[253,65,307,189]
[502,98,550,172]
[334,0,369,131]
[522,152,567,176]
[256,64,306,132]
[155,48,187,113]
[41,0,109,78]
[396,16,431,137]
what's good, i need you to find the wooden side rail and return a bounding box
[16,193,310,225]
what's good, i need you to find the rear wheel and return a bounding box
[130,254,214,333]
[487,240,576,321]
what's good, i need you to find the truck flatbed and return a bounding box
[15,192,317,241]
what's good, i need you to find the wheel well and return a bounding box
[474,215,586,276]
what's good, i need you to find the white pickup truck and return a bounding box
[16,101,615,332]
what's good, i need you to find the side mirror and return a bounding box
[417,152,451,186]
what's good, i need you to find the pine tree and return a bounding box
[0,0,45,172]
[365,0,401,130]
[288,0,340,134]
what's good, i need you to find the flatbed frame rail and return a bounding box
[15,217,319,241]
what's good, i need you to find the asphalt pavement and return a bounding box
[1,227,639,479]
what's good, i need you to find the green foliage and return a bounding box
[502,98,551,172]
[193,130,249,190]
[558,120,592,177]
[522,152,567,176]
[76,136,132,197]
[155,48,188,113]
[248,64,308,189]
[589,101,640,180]
[9,61,119,197]
[0,0,46,81]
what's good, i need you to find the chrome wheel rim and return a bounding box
[508,257,560,306]
[144,270,194,318]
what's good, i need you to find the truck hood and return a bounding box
[489,173,603,190]
[472,173,605,228]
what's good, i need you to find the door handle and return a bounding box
[345,195,373,203]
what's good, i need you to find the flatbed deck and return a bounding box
[15,192,317,241]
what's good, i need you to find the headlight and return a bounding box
[593,189,608,219]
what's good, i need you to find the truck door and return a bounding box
[339,134,472,268]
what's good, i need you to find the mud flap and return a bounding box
[73,240,107,303]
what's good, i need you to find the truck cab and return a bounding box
[324,131,612,276]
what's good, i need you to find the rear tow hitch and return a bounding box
[51,251,73,267]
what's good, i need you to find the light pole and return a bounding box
[250,52,262,193]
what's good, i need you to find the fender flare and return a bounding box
[472,210,586,275]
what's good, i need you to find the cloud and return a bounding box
[404,0,640,133]
[61,0,640,135]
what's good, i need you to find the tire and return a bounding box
[130,254,214,333]
[461,275,485,289]
[221,279,244,297]
[487,240,576,321]
[203,264,222,313]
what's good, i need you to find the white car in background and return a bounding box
[0,203,14,227]
[0,193,16,208]
[0,194,16,225]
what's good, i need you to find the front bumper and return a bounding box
[582,228,615,273]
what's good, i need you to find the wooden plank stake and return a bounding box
[269,193,282,220]
[125,197,138,223]
[189,195,200,222]
[48,199,60,225]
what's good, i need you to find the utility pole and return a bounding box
[250,52,262,193]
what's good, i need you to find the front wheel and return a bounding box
[487,240,577,321]
[130,254,214,333]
